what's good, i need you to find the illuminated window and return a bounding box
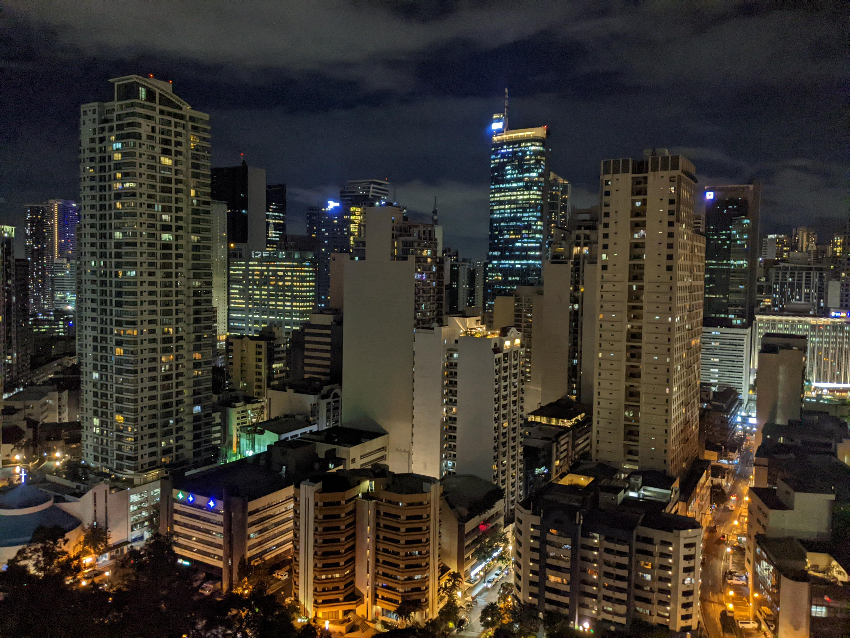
[115,415,125,423]
[115,347,124,355]
[113,153,122,160]
[159,157,173,165]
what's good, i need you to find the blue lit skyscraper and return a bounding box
[308,201,348,308]
[486,106,549,308]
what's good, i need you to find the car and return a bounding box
[485,577,496,588]
[720,534,727,541]
[273,568,289,581]
[457,618,468,630]
[737,619,758,629]
[199,582,217,596]
[493,568,503,577]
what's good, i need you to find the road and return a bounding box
[457,564,511,638]
[700,442,757,638]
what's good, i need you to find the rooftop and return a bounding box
[0,483,53,509]
[175,460,290,501]
[631,469,678,491]
[528,396,591,423]
[749,487,790,510]
[640,511,703,533]
[6,386,54,403]
[441,475,503,521]
[253,415,313,436]
[382,473,439,495]
[300,425,386,448]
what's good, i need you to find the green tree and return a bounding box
[439,570,464,599]
[508,602,540,638]
[79,523,111,559]
[473,530,508,563]
[395,599,425,627]
[480,601,503,632]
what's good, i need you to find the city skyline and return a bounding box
[2,2,846,259]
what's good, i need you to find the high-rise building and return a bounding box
[703,183,760,327]
[211,201,228,355]
[393,218,444,328]
[24,204,53,319]
[593,152,704,476]
[342,207,416,472]
[700,325,752,399]
[444,251,474,314]
[211,160,268,253]
[339,178,390,247]
[760,234,791,262]
[0,227,14,392]
[308,200,349,309]
[266,183,287,250]
[78,75,217,478]
[751,314,850,400]
[513,466,702,635]
[486,107,549,308]
[227,246,316,339]
[412,318,525,512]
[792,226,818,253]
[766,263,830,315]
[533,209,599,405]
[295,469,441,624]
[288,310,343,384]
[8,258,31,391]
[227,327,287,402]
[546,172,571,255]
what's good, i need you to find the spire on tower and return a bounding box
[432,197,438,226]
[504,87,509,131]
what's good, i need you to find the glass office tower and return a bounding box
[486,115,549,308]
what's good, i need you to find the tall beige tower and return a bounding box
[592,152,704,476]
[78,76,217,479]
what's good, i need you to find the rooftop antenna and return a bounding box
[504,88,509,131]
[432,197,438,226]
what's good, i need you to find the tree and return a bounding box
[439,570,464,599]
[480,602,502,632]
[508,602,540,638]
[395,599,425,627]
[473,530,507,563]
[497,582,515,608]
[79,523,111,560]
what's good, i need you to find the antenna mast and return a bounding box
[504,88,509,131]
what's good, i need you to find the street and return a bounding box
[457,564,512,638]
[700,442,759,638]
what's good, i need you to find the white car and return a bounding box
[274,569,289,581]
[485,577,496,588]
[737,619,758,630]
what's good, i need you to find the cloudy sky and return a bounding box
[1,0,846,257]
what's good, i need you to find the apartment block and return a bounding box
[593,152,704,476]
[513,467,701,635]
[439,474,505,582]
[295,469,441,623]
[78,75,217,478]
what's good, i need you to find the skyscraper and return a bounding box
[546,171,571,254]
[266,183,287,250]
[24,203,53,319]
[486,116,549,307]
[339,178,390,247]
[227,246,316,338]
[307,201,348,308]
[593,152,704,476]
[78,75,217,478]
[211,160,268,252]
[703,183,760,327]
[0,226,14,392]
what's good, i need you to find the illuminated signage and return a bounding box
[327,201,340,209]
[830,311,848,318]
[705,191,715,200]
[491,121,504,130]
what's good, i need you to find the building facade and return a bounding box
[700,325,752,399]
[308,201,349,309]
[703,183,760,326]
[593,152,704,476]
[227,247,316,338]
[211,161,269,253]
[486,116,549,307]
[78,76,217,479]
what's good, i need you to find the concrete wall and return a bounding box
[536,260,572,405]
[455,336,497,485]
[342,208,415,472]
[412,328,448,478]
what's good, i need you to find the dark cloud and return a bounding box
[1,0,846,257]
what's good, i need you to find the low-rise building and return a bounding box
[513,467,701,635]
[161,461,295,590]
[752,536,850,638]
[218,396,267,462]
[267,378,341,429]
[439,474,505,582]
[522,397,592,498]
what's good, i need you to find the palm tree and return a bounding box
[439,571,464,599]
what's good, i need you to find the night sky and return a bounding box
[1,1,846,258]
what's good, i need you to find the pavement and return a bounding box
[700,440,763,638]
